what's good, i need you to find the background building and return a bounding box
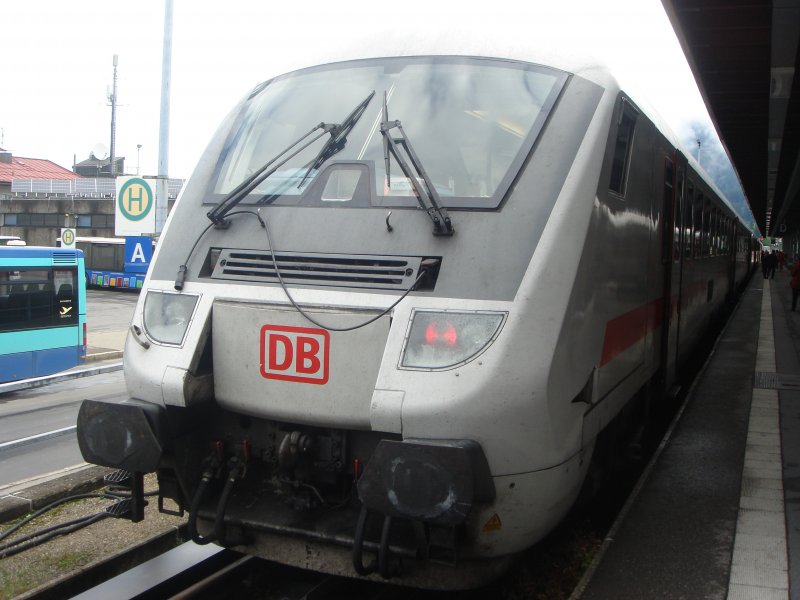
[0,148,181,246]
[73,153,125,178]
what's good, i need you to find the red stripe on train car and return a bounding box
[599,298,664,367]
[599,275,720,367]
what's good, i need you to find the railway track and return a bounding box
[44,540,450,600]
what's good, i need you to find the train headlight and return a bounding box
[142,290,199,346]
[400,310,506,370]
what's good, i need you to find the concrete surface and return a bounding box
[0,324,128,522]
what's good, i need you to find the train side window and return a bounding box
[702,198,711,257]
[693,192,703,258]
[685,181,694,260]
[609,100,638,196]
[709,208,715,255]
[724,218,731,254]
[721,217,727,255]
[661,155,674,263]
[673,166,684,263]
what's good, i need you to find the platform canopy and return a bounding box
[661,0,800,241]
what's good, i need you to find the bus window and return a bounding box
[0,268,77,331]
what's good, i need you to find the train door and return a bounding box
[659,150,686,390]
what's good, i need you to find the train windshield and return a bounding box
[208,57,566,209]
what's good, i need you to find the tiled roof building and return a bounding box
[0,149,78,185]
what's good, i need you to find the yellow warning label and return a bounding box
[482,513,502,532]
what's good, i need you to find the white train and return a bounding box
[77,36,757,589]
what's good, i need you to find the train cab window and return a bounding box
[207,56,568,210]
[609,100,638,196]
[298,162,373,207]
[322,169,362,202]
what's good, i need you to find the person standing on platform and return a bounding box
[790,256,800,312]
[763,250,777,279]
[768,250,777,279]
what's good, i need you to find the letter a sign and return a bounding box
[116,176,156,235]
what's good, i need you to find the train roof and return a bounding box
[253,28,682,152]
[266,27,620,93]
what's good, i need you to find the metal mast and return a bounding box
[109,54,118,177]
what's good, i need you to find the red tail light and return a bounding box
[424,321,458,347]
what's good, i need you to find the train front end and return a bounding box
[76,55,613,588]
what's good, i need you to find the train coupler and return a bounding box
[213,456,248,547]
[352,506,401,579]
[187,449,224,545]
[103,469,146,523]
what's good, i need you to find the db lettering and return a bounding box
[260,325,330,384]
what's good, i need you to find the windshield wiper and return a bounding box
[298,91,375,187]
[207,124,333,227]
[379,91,454,237]
[207,91,375,228]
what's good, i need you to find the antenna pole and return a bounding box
[110,54,118,177]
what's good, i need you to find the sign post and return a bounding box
[60,228,76,248]
[124,236,154,274]
[115,176,156,236]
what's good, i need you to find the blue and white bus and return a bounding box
[0,246,87,382]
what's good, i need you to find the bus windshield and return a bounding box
[208,57,567,209]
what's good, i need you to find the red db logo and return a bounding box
[260,325,330,384]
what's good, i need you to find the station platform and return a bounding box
[573,270,800,600]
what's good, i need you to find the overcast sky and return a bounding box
[1,0,714,182]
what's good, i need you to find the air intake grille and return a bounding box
[52,251,78,265]
[210,249,424,290]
